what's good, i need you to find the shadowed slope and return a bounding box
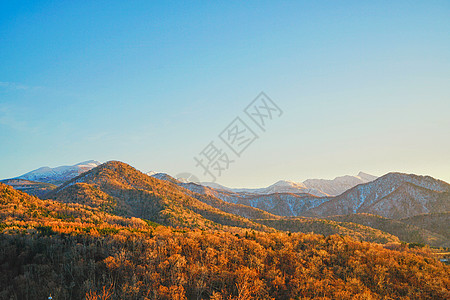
[401,212,450,240]
[326,213,449,248]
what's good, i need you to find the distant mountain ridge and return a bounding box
[153,171,449,221]
[13,160,101,185]
[1,161,448,247]
[303,171,378,196]
[199,171,378,197]
[305,172,450,219]
[147,173,329,217]
[7,163,375,197]
[202,180,329,197]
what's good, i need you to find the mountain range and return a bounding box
[7,161,377,197]
[1,180,448,299]
[150,171,450,220]
[187,171,377,197]
[2,160,449,247]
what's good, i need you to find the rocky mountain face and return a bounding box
[305,173,450,219]
[14,160,101,185]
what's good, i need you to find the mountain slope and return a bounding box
[254,217,400,244]
[326,213,449,248]
[148,174,282,220]
[401,212,450,240]
[47,161,273,232]
[0,182,147,231]
[157,172,450,220]
[366,182,450,219]
[2,182,449,300]
[14,160,101,185]
[199,171,378,197]
[304,172,450,219]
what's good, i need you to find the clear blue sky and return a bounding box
[1,1,449,187]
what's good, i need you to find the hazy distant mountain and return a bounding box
[229,180,329,196]
[304,173,450,219]
[201,180,328,196]
[200,172,378,197]
[303,172,378,196]
[14,160,101,185]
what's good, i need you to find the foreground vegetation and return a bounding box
[0,183,449,299]
[2,226,449,300]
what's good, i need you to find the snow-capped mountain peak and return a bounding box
[14,160,102,185]
[75,160,102,168]
[271,180,307,189]
[146,171,158,176]
[356,171,378,182]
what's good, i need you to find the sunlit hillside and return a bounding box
[1,183,449,299]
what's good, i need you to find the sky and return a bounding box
[0,1,449,187]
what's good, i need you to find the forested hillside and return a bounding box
[0,182,449,299]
